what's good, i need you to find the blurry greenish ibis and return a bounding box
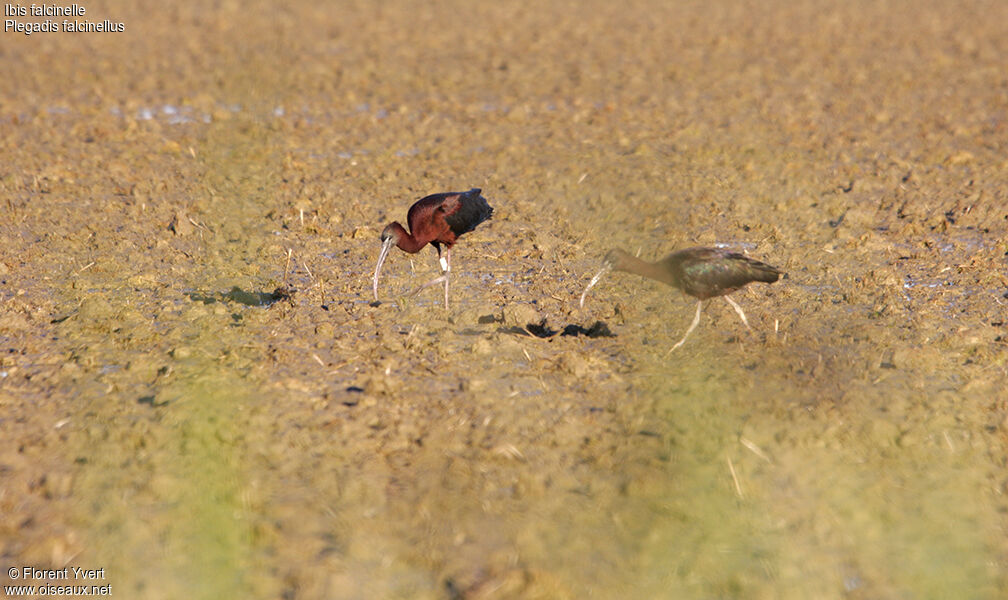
[580,247,783,352]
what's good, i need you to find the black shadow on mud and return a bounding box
[499,319,615,339]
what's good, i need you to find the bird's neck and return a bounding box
[388,222,426,253]
[614,253,679,287]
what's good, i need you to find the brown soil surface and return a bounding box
[3,1,1007,598]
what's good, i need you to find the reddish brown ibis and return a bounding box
[372,188,493,309]
[580,247,783,352]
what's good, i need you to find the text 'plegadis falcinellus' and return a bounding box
[373,188,493,309]
[580,247,783,352]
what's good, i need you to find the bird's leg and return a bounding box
[441,246,451,309]
[411,247,452,309]
[723,295,751,330]
[667,300,703,355]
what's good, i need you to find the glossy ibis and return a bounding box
[580,247,783,352]
[372,188,493,309]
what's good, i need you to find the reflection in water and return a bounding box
[187,286,293,307]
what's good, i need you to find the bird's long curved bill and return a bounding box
[579,264,612,308]
[373,237,395,301]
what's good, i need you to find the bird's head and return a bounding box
[603,248,633,270]
[379,224,400,245]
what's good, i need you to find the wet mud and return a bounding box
[2,0,1007,598]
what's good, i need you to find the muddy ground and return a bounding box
[2,0,1007,598]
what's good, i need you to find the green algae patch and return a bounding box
[71,365,258,600]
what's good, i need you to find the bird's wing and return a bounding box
[677,250,766,295]
[444,189,493,237]
[673,251,745,294]
[405,193,453,237]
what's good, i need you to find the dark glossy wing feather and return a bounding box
[670,248,781,299]
[443,188,493,237]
